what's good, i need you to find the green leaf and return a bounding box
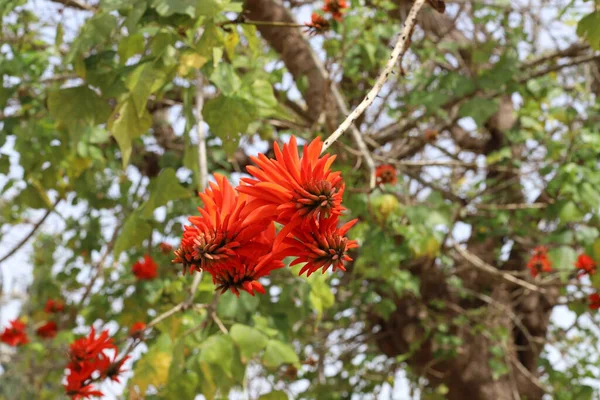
[140,168,191,218]
[308,274,334,319]
[67,13,118,62]
[126,63,168,118]
[151,0,198,16]
[548,246,577,282]
[559,201,584,224]
[209,63,241,95]
[107,99,152,167]
[48,86,111,130]
[113,212,152,257]
[130,334,173,394]
[200,335,235,377]
[203,95,257,154]
[230,324,268,361]
[238,78,278,116]
[259,392,288,400]
[0,154,9,175]
[458,98,499,127]
[262,340,299,369]
[577,11,600,50]
[118,33,145,63]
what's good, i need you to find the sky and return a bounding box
[0,0,597,399]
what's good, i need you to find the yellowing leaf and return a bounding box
[130,334,173,394]
[178,52,208,77]
[107,98,152,167]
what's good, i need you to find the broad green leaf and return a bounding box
[126,63,168,117]
[203,95,257,154]
[242,25,260,58]
[209,63,241,95]
[262,340,299,369]
[238,79,278,116]
[259,392,288,400]
[0,154,9,175]
[107,99,152,167]
[458,98,498,127]
[67,13,117,62]
[48,86,111,130]
[308,274,334,319]
[200,335,235,377]
[559,201,584,224]
[230,324,268,361]
[151,0,198,16]
[548,246,577,282]
[140,168,191,218]
[577,11,600,50]
[130,334,173,394]
[224,29,239,60]
[113,212,152,257]
[118,33,145,63]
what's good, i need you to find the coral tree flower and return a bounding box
[64,328,127,399]
[238,136,345,228]
[527,246,552,277]
[576,254,596,277]
[174,174,276,276]
[278,216,358,277]
[45,298,65,313]
[304,12,330,36]
[0,319,28,347]
[589,293,600,310]
[36,321,58,339]
[129,322,147,338]
[132,255,158,280]
[322,0,348,21]
[375,165,397,185]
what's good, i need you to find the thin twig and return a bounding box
[321,0,427,152]
[452,243,546,294]
[0,198,60,265]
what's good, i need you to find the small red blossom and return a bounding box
[238,136,345,232]
[375,165,397,185]
[159,242,173,254]
[589,293,600,310]
[304,13,330,36]
[0,319,28,347]
[576,254,597,277]
[64,367,104,400]
[36,321,58,339]
[527,246,552,278]
[129,322,147,338]
[278,216,358,277]
[174,174,276,274]
[100,354,130,384]
[69,328,117,370]
[322,0,348,21]
[132,255,158,280]
[45,298,65,313]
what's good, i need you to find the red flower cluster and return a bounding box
[174,137,358,296]
[36,321,58,339]
[576,254,596,277]
[159,242,173,254]
[322,0,348,21]
[375,164,398,185]
[527,246,552,278]
[64,328,129,399]
[129,321,146,339]
[304,13,330,36]
[132,254,158,280]
[45,298,65,313]
[0,319,28,347]
[589,293,600,310]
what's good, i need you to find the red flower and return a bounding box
[64,366,104,400]
[159,242,173,254]
[45,298,65,313]
[527,246,552,278]
[322,0,348,21]
[375,165,397,185]
[68,328,117,370]
[278,216,358,277]
[174,174,276,274]
[210,224,284,296]
[304,13,330,36]
[129,322,146,338]
[589,293,600,310]
[576,254,596,277]
[0,319,28,347]
[36,321,58,339]
[99,354,130,384]
[132,255,158,280]
[238,136,345,230]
